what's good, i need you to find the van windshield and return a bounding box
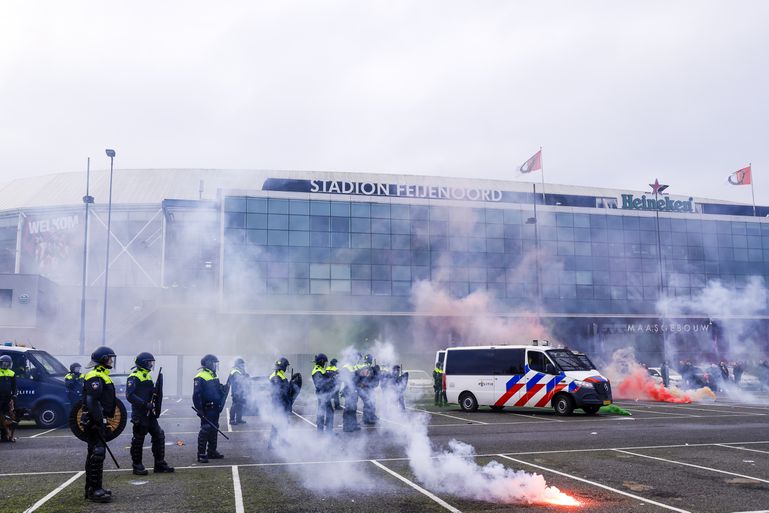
[29,351,68,375]
[547,350,596,371]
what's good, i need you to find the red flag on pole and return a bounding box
[728,165,751,185]
[519,150,542,174]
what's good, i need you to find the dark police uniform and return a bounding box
[83,363,115,501]
[193,365,225,462]
[311,357,334,432]
[341,361,360,432]
[64,370,84,405]
[326,359,342,410]
[126,365,173,475]
[228,362,249,425]
[356,355,379,425]
[0,359,17,443]
[433,364,447,406]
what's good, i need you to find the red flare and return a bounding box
[616,368,691,403]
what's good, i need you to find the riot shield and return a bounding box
[69,398,128,443]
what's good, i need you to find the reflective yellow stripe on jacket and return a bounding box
[85,366,112,384]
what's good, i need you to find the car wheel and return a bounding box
[553,394,575,416]
[459,392,479,412]
[582,405,600,415]
[34,401,65,428]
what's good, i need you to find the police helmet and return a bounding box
[0,355,11,370]
[234,357,245,368]
[90,346,117,369]
[69,362,82,374]
[330,358,338,366]
[314,353,328,365]
[201,354,219,371]
[363,353,373,364]
[135,352,155,371]
[275,357,289,371]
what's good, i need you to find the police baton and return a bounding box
[191,406,230,440]
[97,430,120,468]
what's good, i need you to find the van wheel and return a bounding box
[34,402,65,428]
[459,392,479,412]
[553,394,575,416]
[582,405,600,415]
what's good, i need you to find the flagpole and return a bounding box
[749,162,756,217]
[539,146,546,205]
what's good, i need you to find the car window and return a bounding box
[2,352,30,377]
[493,348,525,375]
[29,351,68,375]
[527,351,549,373]
[649,369,660,377]
[445,349,494,375]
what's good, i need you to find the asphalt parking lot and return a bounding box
[2,394,768,513]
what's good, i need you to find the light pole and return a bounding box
[650,178,669,366]
[101,149,116,345]
[78,158,94,355]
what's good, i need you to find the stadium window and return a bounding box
[268,199,289,214]
[330,202,350,217]
[289,200,309,215]
[310,280,330,294]
[225,197,247,212]
[351,203,371,218]
[310,201,330,216]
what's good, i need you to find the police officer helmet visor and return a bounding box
[144,360,155,370]
[0,355,11,369]
[74,365,82,374]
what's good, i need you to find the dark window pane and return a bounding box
[493,348,525,375]
[445,349,494,375]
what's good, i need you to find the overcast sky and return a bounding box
[2,1,768,204]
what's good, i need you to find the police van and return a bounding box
[443,341,612,416]
[0,343,73,427]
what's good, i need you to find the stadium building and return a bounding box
[1,169,768,365]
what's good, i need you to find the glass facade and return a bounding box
[221,195,769,315]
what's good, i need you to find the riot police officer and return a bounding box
[433,362,446,406]
[193,354,226,463]
[340,356,360,432]
[356,354,379,425]
[228,357,249,425]
[269,357,291,413]
[126,352,174,475]
[82,346,117,503]
[327,358,342,410]
[64,362,84,406]
[0,355,17,443]
[311,354,334,432]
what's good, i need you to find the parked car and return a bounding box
[404,369,433,397]
[647,367,683,388]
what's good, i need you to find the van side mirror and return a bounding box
[545,363,556,374]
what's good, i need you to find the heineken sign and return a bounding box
[621,194,694,213]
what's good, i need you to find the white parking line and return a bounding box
[176,397,183,403]
[232,466,244,513]
[22,471,84,513]
[637,403,765,415]
[226,408,232,432]
[29,428,58,438]
[5,439,769,478]
[370,460,462,513]
[407,407,488,425]
[160,408,169,417]
[622,407,699,417]
[506,411,565,422]
[717,444,769,455]
[731,510,769,513]
[614,449,769,484]
[498,455,691,513]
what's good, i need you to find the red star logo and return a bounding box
[649,179,669,195]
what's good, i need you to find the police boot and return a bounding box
[132,463,148,476]
[152,436,174,472]
[196,429,210,462]
[130,437,147,475]
[207,438,224,459]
